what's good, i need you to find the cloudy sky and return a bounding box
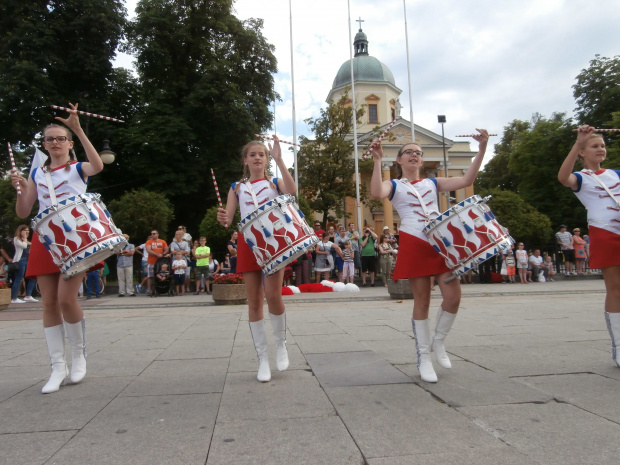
[118,0,619,167]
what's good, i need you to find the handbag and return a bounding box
[8,262,19,273]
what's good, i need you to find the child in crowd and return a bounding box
[342,241,355,284]
[156,264,170,282]
[172,252,187,296]
[505,249,516,283]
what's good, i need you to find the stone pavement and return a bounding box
[1,278,619,465]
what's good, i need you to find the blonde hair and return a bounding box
[234,141,276,193]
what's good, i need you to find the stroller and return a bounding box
[152,256,173,297]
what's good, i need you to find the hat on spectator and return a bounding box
[383,226,389,230]
[559,224,567,229]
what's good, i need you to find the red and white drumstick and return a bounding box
[254,134,301,147]
[455,133,498,137]
[211,168,228,229]
[7,143,21,196]
[572,128,620,133]
[362,119,398,159]
[50,105,125,123]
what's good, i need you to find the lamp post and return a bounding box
[99,140,116,165]
[438,115,449,208]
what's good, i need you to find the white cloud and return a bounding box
[118,0,620,166]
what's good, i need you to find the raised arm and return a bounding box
[435,129,489,192]
[369,139,394,200]
[269,136,297,195]
[558,125,594,190]
[55,103,103,178]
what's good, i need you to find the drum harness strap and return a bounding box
[582,169,620,222]
[400,179,437,225]
[43,170,59,206]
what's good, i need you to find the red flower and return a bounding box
[213,273,245,285]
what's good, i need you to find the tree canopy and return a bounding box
[573,55,620,127]
[297,92,368,226]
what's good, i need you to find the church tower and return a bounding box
[325,25,479,231]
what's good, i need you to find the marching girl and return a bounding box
[369,130,489,382]
[11,104,104,393]
[217,136,295,382]
[558,125,620,367]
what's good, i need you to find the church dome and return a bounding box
[331,28,396,90]
[332,56,396,89]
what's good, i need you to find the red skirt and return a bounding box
[25,234,60,279]
[236,232,262,274]
[393,231,450,280]
[588,226,620,269]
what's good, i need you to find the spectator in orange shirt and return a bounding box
[145,230,169,294]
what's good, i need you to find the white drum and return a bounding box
[31,193,127,277]
[423,195,513,276]
[238,194,319,276]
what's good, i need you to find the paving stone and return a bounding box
[459,402,620,465]
[157,336,234,360]
[305,351,412,388]
[48,394,217,465]
[217,370,335,422]
[0,431,76,465]
[0,377,132,434]
[120,358,228,396]
[325,384,506,458]
[294,333,366,354]
[208,416,363,465]
[398,360,552,407]
[515,372,620,423]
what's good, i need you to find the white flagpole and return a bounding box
[347,0,362,232]
[402,0,416,141]
[289,0,299,199]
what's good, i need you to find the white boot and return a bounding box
[270,312,289,371]
[249,320,271,382]
[42,325,69,394]
[432,308,456,369]
[604,312,620,367]
[65,318,87,383]
[411,319,438,383]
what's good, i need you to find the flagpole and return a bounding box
[347,0,362,232]
[289,0,299,199]
[402,0,416,141]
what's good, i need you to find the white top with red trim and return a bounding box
[573,169,620,235]
[31,162,87,213]
[389,178,439,241]
[233,178,279,219]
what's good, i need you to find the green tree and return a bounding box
[573,55,620,127]
[478,188,553,249]
[0,0,127,149]
[198,206,240,261]
[475,119,529,193]
[107,189,174,242]
[124,0,278,230]
[297,92,368,225]
[506,113,587,229]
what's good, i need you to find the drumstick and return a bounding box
[50,105,125,123]
[253,134,301,147]
[572,128,620,133]
[454,134,498,137]
[7,143,21,196]
[362,119,398,159]
[211,168,228,229]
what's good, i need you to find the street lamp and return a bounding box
[99,140,116,165]
[437,115,449,207]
